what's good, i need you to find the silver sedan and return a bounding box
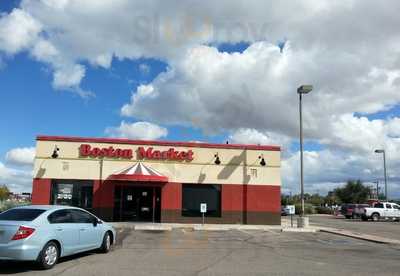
[0,205,116,269]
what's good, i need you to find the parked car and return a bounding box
[0,205,116,269]
[361,202,400,221]
[340,203,369,219]
[281,206,288,216]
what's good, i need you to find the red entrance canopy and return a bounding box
[108,162,168,182]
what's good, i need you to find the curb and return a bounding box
[281,227,318,233]
[134,225,173,231]
[319,227,400,245]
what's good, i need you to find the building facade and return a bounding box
[32,136,281,225]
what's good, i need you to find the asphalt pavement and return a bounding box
[1,228,400,276]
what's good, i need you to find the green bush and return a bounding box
[315,206,333,214]
[294,203,315,215]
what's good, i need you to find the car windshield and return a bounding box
[0,208,46,221]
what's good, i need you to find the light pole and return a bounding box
[374,149,387,201]
[374,180,379,199]
[297,85,313,227]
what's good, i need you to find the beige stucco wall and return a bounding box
[34,139,281,186]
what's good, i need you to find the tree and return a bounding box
[0,185,10,201]
[324,191,341,205]
[334,180,371,203]
[309,193,324,206]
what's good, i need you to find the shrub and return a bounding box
[315,206,333,214]
[294,203,315,215]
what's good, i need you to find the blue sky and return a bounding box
[0,47,236,161]
[1,1,400,196]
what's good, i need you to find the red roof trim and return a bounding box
[36,135,281,151]
[108,174,169,182]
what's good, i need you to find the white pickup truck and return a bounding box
[361,202,400,221]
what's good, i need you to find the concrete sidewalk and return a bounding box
[110,217,312,232]
[110,222,283,231]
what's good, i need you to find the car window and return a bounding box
[393,205,400,210]
[70,209,95,224]
[0,209,46,221]
[386,204,392,209]
[374,203,384,208]
[48,209,74,223]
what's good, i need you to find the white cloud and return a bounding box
[31,39,59,62]
[93,53,113,68]
[281,114,400,197]
[0,162,32,193]
[0,0,397,96]
[0,9,42,54]
[105,121,168,140]
[5,147,36,166]
[1,147,36,193]
[282,150,377,195]
[139,63,150,74]
[229,128,292,151]
[53,64,85,89]
[1,0,400,195]
[121,42,400,138]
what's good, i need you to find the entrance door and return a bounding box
[114,186,161,222]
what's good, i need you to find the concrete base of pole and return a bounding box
[297,217,309,228]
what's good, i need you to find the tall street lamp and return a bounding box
[374,180,379,199]
[374,149,387,201]
[297,85,313,228]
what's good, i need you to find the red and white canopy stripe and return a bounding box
[108,162,168,182]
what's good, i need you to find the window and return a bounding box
[51,180,93,210]
[394,205,400,210]
[374,203,384,208]
[70,209,95,223]
[48,209,74,224]
[386,204,392,209]
[182,184,221,217]
[0,209,45,221]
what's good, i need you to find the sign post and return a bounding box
[200,203,207,225]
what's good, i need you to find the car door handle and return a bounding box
[56,228,63,231]
[80,228,86,231]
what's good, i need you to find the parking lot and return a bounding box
[2,227,400,276]
[307,215,400,241]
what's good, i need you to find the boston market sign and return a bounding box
[79,144,194,161]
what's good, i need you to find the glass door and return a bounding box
[114,186,158,222]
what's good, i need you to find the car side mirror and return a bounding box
[93,219,98,227]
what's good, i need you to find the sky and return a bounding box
[0,0,400,198]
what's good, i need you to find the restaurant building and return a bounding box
[32,135,281,225]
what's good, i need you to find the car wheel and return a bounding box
[372,213,380,222]
[38,241,59,270]
[345,215,351,219]
[100,232,112,253]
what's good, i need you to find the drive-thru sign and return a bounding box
[200,203,207,213]
[200,203,207,225]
